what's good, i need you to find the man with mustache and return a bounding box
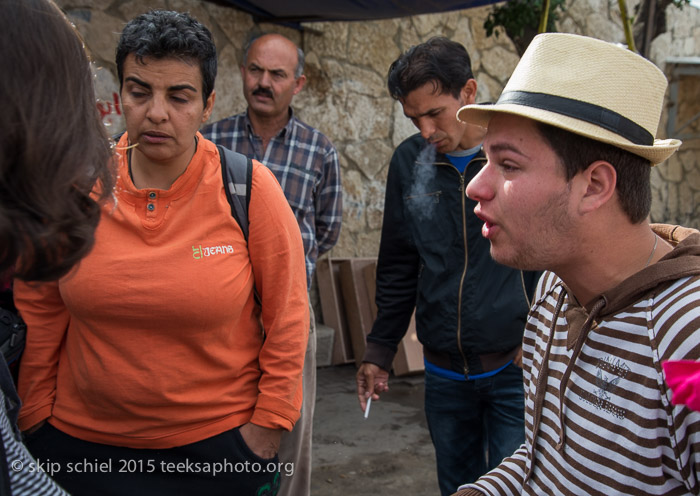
[202,33,342,496]
[355,37,540,496]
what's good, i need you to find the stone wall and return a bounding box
[60,0,700,260]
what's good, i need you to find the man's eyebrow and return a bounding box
[487,142,531,159]
[249,62,287,77]
[404,107,443,119]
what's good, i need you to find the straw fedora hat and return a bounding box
[457,33,681,164]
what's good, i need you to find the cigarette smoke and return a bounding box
[407,145,439,224]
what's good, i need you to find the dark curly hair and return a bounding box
[387,37,474,101]
[116,10,217,106]
[0,0,115,282]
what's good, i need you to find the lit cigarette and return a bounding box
[364,396,372,419]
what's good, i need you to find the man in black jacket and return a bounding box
[355,37,540,496]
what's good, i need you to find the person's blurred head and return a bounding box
[116,11,217,170]
[388,37,479,153]
[116,10,217,106]
[241,33,306,122]
[0,0,115,282]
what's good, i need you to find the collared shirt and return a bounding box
[202,109,342,288]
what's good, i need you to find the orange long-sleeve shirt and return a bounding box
[14,134,309,448]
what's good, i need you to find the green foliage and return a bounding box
[671,0,690,8]
[483,0,567,55]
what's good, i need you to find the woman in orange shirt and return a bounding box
[15,10,309,496]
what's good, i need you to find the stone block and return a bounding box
[345,65,387,97]
[398,19,422,50]
[453,17,480,71]
[345,94,393,141]
[54,0,99,8]
[412,12,445,37]
[305,22,349,60]
[365,180,387,231]
[660,157,684,183]
[686,167,700,191]
[317,58,348,100]
[680,181,695,220]
[167,0,214,28]
[558,17,585,36]
[296,102,355,142]
[347,19,401,75]
[476,72,502,104]
[207,45,245,124]
[206,4,254,52]
[67,9,123,66]
[392,100,417,148]
[344,139,394,180]
[341,170,368,231]
[118,0,168,21]
[584,13,623,42]
[480,45,520,84]
[650,32,672,69]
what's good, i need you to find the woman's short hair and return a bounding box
[0,0,115,281]
[116,10,217,106]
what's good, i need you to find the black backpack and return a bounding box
[0,145,254,380]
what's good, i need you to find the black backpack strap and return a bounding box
[218,145,252,242]
[218,145,262,311]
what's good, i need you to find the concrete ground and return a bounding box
[311,364,439,495]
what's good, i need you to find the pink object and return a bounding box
[663,360,700,411]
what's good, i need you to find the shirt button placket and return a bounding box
[147,191,156,215]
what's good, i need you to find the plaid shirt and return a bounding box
[202,110,342,288]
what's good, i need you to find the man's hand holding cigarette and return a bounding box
[356,362,390,416]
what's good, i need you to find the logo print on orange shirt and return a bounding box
[192,244,235,260]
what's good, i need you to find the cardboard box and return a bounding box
[337,259,423,376]
[318,256,424,376]
[391,320,423,376]
[338,258,377,367]
[362,262,423,376]
[316,257,354,364]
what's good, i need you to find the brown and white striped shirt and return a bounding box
[459,225,700,495]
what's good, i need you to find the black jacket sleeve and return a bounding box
[363,143,420,371]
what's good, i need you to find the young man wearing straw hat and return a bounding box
[453,33,700,495]
[355,37,540,496]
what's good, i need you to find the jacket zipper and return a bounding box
[433,157,485,377]
[456,172,469,377]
